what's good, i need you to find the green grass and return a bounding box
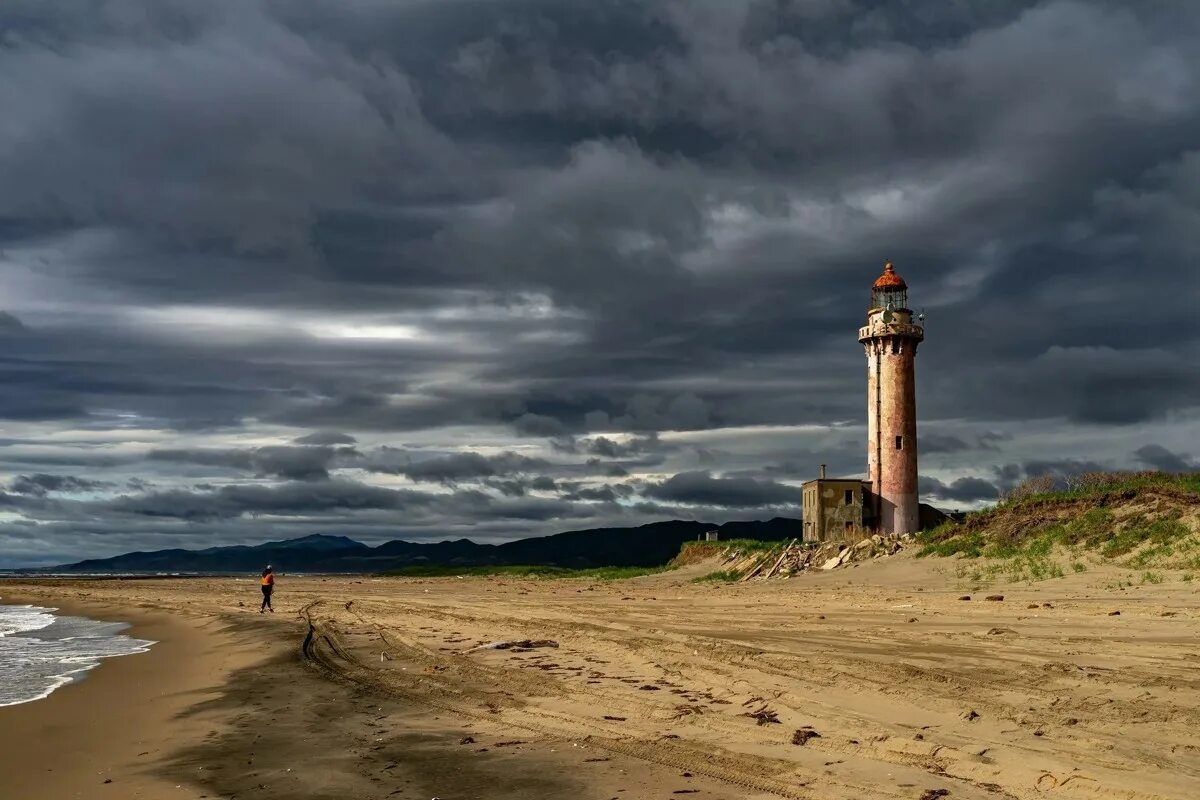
[379,564,673,580]
[916,530,984,558]
[1071,561,1087,573]
[992,554,1063,583]
[691,570,741,583]
[915,520,961,544]
[1141,571,1164,585]
[1103,516,1189,559]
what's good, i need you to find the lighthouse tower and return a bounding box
[859,262,923,535]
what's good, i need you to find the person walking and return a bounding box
[260,565,275,613]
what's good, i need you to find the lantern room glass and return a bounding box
[870,287,907,311]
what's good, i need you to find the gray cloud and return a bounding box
[643,471,797,508]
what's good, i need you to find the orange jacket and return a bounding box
[261,573,274,586]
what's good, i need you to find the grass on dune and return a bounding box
[917,471,1199,582]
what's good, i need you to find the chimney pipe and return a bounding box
[819,464,826,480]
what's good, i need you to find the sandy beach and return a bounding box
[3,554,1198,799]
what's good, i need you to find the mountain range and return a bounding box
[43,518,802,574]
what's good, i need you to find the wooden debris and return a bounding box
[742,706,781,726]
[717,533,912,582]
[792,727,822,745]
[466,639,559,652]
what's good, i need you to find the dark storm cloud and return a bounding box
[918,475,999,503]
[920,434,972,454]
[1010,459,1111,479]
[584,434,665,459]
[9,473,109,496]
[293,430,358,446]
[0,0,1196,564]
[512,413,570,437]
[560,483,636,503]
[989,457,1116,494]
[360,449,549,483]
[644,471,797,508]
[550,434,672,468]
[0,1,461,257]
[148,446,346,480]
[922,431,1014,454]
[104,480,425,520]
[482,478,531,498]
[1133,444,1196,473]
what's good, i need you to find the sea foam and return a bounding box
[0,604,154,707]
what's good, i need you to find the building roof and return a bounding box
[872,261,907,290]
[801,477,873,488]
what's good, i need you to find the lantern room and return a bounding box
[869,261,908,311]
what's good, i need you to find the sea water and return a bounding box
[0,604,154,707]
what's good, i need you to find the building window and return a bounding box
[896,435,903,450]
[844,489,853,505]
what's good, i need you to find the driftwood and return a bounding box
[740,541,789,582]
[764,539,798,578]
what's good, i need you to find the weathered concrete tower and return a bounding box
[859,262,923,534]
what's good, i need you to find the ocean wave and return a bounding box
[0,605,154,707]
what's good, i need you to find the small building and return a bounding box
[801,465,878,543]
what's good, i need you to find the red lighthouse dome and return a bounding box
[872,261,907,290]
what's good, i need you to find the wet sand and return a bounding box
[3,554,1199,799]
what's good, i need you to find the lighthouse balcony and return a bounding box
[858,322,924,342]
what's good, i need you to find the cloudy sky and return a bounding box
[0,0,1197,566]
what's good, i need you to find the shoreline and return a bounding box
[0,591,268,800]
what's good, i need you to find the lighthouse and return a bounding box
[800,261,926,543]
[859,262,923,534]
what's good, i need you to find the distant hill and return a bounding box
[46,518,801,574]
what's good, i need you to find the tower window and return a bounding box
[895,436,903,450]
[844,489,853,505]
